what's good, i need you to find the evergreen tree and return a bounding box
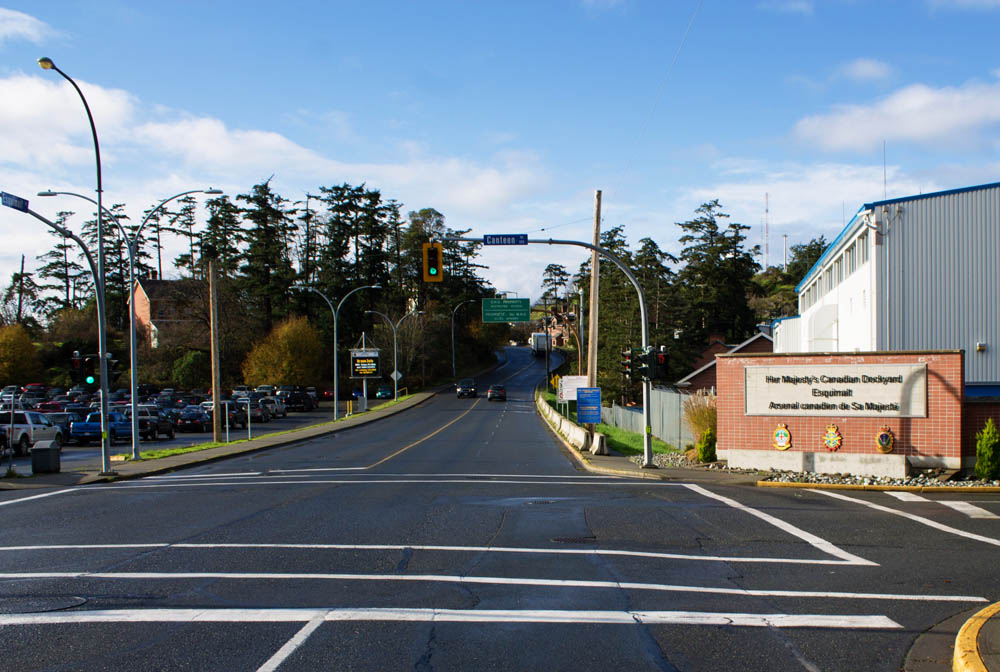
[237,179,297,333]
[35,210,90,315]
[674,200,760,354]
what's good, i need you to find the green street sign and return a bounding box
[482,298,531,323]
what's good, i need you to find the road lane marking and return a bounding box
[171,472,611,479]
[812,489,1000,547]
[0,571,982,602]
[0,607,902,629]
[940,501,1000,519]
[365,398,482,469]
[885,492,929,502]
[0,488,78,507]
[683,484,875,566]
[94,479,687,489]
[0,541,865,565]
[257,613,324,672]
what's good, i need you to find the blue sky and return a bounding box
[2,0,999,303]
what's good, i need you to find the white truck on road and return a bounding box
[530,332,550,356]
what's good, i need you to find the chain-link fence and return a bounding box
[604,387,694,450]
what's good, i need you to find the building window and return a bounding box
[859,233,869,263]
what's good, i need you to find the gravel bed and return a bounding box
[629,452,1000,488]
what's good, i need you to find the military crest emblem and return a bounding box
[773,424,791,451]
[822,424,842,452]
[876,426,895,454]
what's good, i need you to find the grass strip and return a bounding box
[540,389,678,457]
[129,395,415,461]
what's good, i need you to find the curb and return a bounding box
[757,480,1000,493]
[954,601,1000,672]
[0,393,439,488]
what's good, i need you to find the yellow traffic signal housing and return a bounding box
[422,242,443,282]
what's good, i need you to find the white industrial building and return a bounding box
[773,181,999,394]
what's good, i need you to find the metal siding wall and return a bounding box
[885,187,999,383]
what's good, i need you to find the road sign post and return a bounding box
[576,388,602,425]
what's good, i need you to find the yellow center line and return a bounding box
[365,398,482,469]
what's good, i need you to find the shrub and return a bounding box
[682,389,717,445]
[974,417,1000,481]
[697,427,717,463]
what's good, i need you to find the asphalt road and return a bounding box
[0,347,998,670]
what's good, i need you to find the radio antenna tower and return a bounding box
[764,192,770,269]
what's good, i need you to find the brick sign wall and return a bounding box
[717,351,965,468]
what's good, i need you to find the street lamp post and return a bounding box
[293,284,380,420]
[37,56,114,470]
[451,299,479,378]
[37,189,222,460]
[15,206,108,470]
[366,309,422,401]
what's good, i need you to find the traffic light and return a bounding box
[83,357,96,386]
[70,351,81,384]
[422,242,443,282]
[634,347,651,380]
[108,359,123,385]
[621,348,633,380]
[652,347,669,381]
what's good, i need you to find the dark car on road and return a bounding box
[487,384,506,401]
[456,378,477,398]
[375,384,393,399]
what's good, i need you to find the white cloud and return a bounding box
[793,79,1000,152]
[0,73,551,296]
[0,8,54,45]
[756,1,814,15]
[838,58,893,82]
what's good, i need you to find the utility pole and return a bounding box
[587,190,601,389]
[208,255,222,442]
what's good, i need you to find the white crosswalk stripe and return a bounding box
[882,492,999,519]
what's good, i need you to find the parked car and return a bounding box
[456,378,477,398]
[34,400,66,412]
[283,390,314,412]
[255,385,276,397]
[232,385,252,398]
[305,386,318,401]
[43,411,86,439]
[176,405,211,433]
[128,406,175,441]
[487,384,506,401]
[260,396,287,419]
[322,387,337,400]
[1,410,65,454]
[71,411,130,446]
[204,400,246,429]
[375,384,393,399]
[236,398,271,423]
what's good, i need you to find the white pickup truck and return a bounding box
[0,410,64,455]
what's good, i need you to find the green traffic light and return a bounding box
[429,267,438,275]
[85,375,95,385]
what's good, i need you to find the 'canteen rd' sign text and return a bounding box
[745,363,927,417]
[483,234,528,245]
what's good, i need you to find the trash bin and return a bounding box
[30,440,60,474]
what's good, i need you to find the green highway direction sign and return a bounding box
[482,298,531,323]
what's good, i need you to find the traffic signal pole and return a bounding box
[445,235,656,468]
[23,207,113,473]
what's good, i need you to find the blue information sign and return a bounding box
[576,387,602,424]
[0,191,29,213]
[483,234,528,245]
